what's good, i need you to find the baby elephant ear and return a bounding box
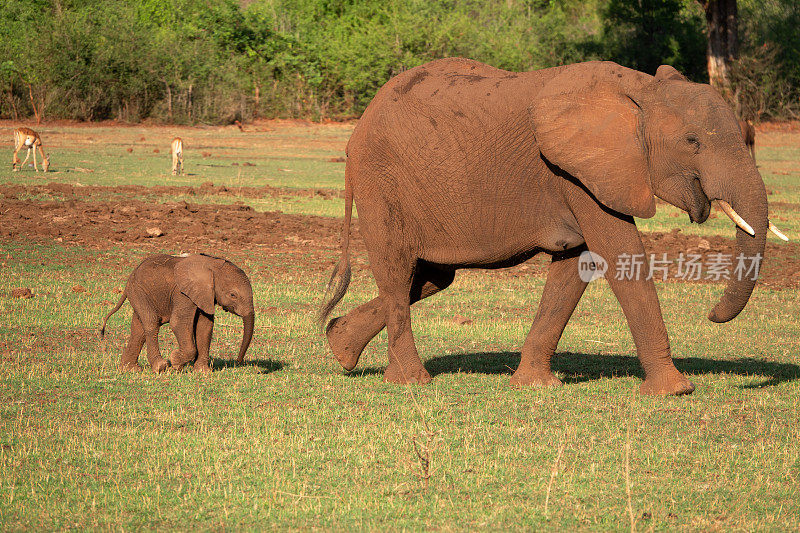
[531,80,656,219]
[175,255,215,315]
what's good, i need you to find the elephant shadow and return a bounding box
[349,351,799,388]
[210,357,285,373]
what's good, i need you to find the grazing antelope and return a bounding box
[171,137,183,175]
[12,127,49,172]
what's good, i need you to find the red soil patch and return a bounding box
[2,181,344,202]
[0,184,358,274]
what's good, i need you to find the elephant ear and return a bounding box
[175,255,217,315]
[530,80,656,219]
[655,64,687,82]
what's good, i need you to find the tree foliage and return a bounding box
[0,0,796,122]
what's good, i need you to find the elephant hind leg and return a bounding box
[374,255,440,384]
[139,317,168,373]
[325,298,384,371]
[120,313,146,371]
[169,309,199,371]
[326,261,455,372]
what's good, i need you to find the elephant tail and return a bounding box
[99,290,127,338]
[318,160,353,330]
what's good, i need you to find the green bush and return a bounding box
[734,0,800,120]
[0,0,797,122]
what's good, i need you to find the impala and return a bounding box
[12,127,49,172]
[171,137,183,175]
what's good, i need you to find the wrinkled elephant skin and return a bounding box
[320,59,769,395]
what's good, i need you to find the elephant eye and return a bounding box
[686,134,701,151]
[230,291,237,299]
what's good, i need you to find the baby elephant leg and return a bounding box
[169,305,199,371]
[143,327,169,373]
[193,313,213,372]
[120,313,146,371]
[126,295,167,372]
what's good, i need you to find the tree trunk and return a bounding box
[254,83,260,118]
[27,83,40,124]
[700,0,738,90]
[164,81,173,121]
[188,83,193,121]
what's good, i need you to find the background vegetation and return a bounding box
[1,0,798,123]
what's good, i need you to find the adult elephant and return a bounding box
[320,58,782,395]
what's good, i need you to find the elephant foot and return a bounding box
[150,359,169,374]
[509,367,563,388]
[169,350,192,372]
[193,363,211,373]
[119,362,143,372]
[383,363,432,385]
[640,372,695,396]
[326,315,372,371]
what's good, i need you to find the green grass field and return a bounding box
[1,121,799,530]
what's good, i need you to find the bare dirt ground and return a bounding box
[1,181,345,202]
[0,183,353,274]
[2,183,798,288]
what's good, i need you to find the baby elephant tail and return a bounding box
[318,160,353,330]
[100,291,127,338]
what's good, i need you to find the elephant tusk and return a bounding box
[718,201,755,236]
[769,221,789,241]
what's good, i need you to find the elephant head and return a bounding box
[530,62,780,324]
[175,254,255,362]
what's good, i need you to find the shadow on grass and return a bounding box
[210,357,285,373]
[348,352,799,388]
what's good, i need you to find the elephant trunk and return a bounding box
[237,312,255,362]
[702,159,768,323]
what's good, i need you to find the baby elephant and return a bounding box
[100,254,255,372]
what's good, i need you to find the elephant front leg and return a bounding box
[193,313,213,373]
[511,252,588,387]
[577,212,694,395]
[606,273,695,395]
[169,301,199,372]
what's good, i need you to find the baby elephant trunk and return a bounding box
[238,312,255,362]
